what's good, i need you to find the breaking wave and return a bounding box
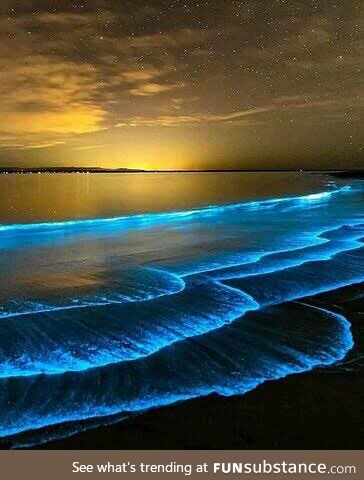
[0,182,362,446]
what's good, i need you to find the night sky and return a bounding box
[1,1,362,170]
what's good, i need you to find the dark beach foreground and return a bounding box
[33,283,363,450]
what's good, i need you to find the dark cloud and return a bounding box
[0,1,362,168]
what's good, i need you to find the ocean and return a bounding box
[0,172,362,447]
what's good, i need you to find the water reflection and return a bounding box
[0,172,336,224]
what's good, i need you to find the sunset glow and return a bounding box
[0,1,362,169]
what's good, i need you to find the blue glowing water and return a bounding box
[0,178,362,446]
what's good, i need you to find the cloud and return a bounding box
[0,10,204,149]
[129,82,183,97]
[2,108,106,136]
[0,1,361,156]
[127,28,211,50]
[115,106,274,127]
[119,68,163,83]
[114,95,361,128]
[0,53,106,148]
[0,9,111,148]
[0,8,214,149]
[12,141,65,151]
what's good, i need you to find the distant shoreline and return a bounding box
[0,167,363,177]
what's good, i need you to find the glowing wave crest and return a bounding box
[0,181,362,446]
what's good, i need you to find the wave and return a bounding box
[0,268,185,320]
[0,187,351,235]
[0,281,257,378]
[0,182,362,446]
[0,301,352,442]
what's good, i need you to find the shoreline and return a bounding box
[0,169,363,178]
[23,283,362,450]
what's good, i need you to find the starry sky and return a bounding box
[0,0,363,170]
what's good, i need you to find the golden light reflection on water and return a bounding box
[0,172,330,224]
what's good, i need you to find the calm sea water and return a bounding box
[0,172,338,224]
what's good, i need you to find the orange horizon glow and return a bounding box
[0,3,362,170]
